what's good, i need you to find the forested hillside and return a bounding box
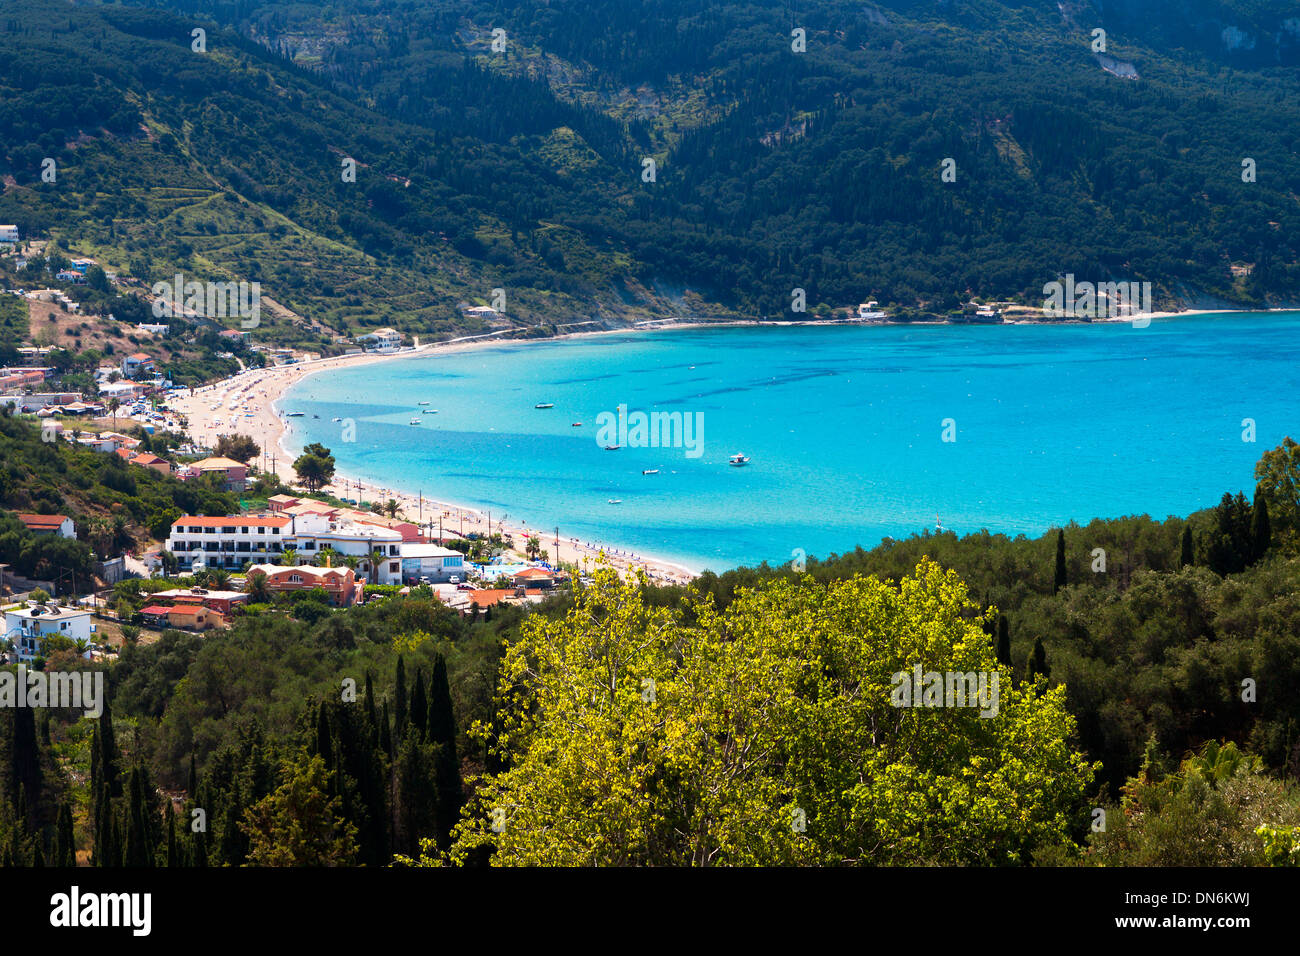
[1,0,1298,343]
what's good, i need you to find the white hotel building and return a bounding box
[166,513,404,583]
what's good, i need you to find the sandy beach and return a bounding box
[166,334,702,585]
[165,306,1286,585]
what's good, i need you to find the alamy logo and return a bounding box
[1042,273,1152,324]
[50,887,151,936]
[890,664,1000,718]
[594,404,704,458]
[151,273,261,328]
[0,666,103,718]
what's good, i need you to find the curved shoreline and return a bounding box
[173,308,1295,581]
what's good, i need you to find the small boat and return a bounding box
[604,444,620,451]
[409,418,421,425]
[332,417,342,422]
[285,412,304,417]
[571,422,582,427]
[608,498,622,504]
[642,469,659,475]
[312,414,320,419]
[728,452,750,467]
[418,401,431,405]
[422,409,438,414]
[535,403,554,409]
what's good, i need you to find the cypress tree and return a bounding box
[1027,638,1050,682]
[364,672,378,746]
[1179,523,1194,567]
[1053,529,1066,594]
[123,767,153,867]
[187,754,198,804]
[315,702,333,760]
[996,616,1011,668]
[428,655,457,748]
[410,669,428,739]
[393,656,408,738]
[55,801,75,867]
[166,800,178,867]
[1251,490,1271,562]
[380,701,393,758]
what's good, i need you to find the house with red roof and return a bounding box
[14,513,75,539]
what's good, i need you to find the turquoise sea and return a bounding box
[279,313,1300,572]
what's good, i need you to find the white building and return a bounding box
[356,328,402,351]
[399,543,466,584]
[167,515,293,571]
[3,604,92,662]
[166,512,404,583]
[0,226,18,244]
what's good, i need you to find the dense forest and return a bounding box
[3,413,1300,865]
[1,0,1298,343]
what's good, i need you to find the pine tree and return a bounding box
[1053,529,1066,594]
[996,616,1011,668]
[1179,522,1194,567]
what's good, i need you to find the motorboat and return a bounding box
[728,453,750,466]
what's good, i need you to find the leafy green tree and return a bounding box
[214,433,260,464]
[436,560,1094,866]
[292,443,335,493]
[1254,437,1300,543]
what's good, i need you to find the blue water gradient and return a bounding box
[279,314,1300,572]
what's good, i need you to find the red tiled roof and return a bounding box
[513,567,554,578]
[468,589,513,607]
[15,513,68,529]
[139,605,172,616]
[172,515,291,528]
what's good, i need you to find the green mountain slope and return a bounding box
[1,0,1298,341]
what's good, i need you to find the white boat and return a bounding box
[418,401,431,405]
[608,498,622,504]
[285,412,304,417]
[642,469,659,475]
[422,409,438,414]
[535,403,554,409]
[332,417,342,422]
[728,453,750,466]
[409,418,421,425]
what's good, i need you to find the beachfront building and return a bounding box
[245,564,361,607]
[165,511,403,582]
[15,513,76,539]
[399,543,466,584]
[355,328,402,351]
[178,456,249,491]
[3,603,92,662]
[167,515,292,571]
[121,353,155,379]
